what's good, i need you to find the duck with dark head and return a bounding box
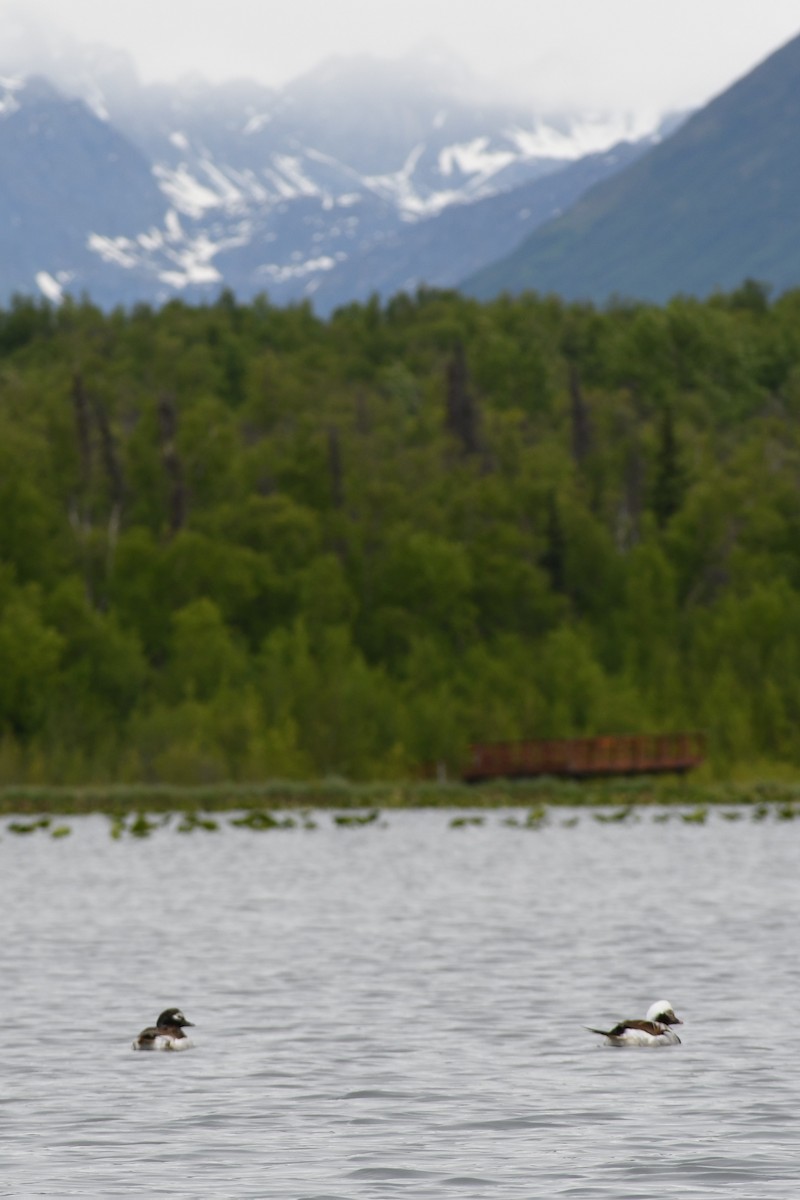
[132,1007,195,1051]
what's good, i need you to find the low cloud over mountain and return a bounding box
[0,20,672,311]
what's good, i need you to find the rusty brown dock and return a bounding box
[455,732,705,782]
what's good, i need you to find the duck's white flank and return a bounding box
[133,1033,194,1051]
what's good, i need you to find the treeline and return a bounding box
[1,280,799,783]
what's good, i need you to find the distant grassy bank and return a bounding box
[2,775,800,816]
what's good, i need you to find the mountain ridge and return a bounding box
[463,30,800,304]
[0,29,674,311]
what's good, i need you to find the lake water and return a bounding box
[1,806,798,1198]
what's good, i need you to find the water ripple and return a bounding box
[1,810,799,1197]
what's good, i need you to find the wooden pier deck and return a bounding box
[427,733,706,783]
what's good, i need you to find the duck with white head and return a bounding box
[587,1000,683,1047]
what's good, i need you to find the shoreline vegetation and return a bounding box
[2,774,800,816]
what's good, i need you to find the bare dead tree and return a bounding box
[445,342,481,457]
[92,400,124,510]
[92,396,126,568]
[327,424,344,509]
[157,393,186,535]
[568,364,593,465]
[354,387,371,436]
[70,373,93,531]
[615,441,644,552]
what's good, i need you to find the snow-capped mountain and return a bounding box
[0,25,677,312]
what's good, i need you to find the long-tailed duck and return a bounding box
[587,1000,683,1047]
[132,1008,195,1051]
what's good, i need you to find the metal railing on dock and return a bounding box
[421,732,706,783]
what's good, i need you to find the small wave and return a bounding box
[348,1166,438,1179]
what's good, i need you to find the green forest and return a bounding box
[0,280,799,785]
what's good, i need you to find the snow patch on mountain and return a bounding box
[243,111,272,135]
[226,166,270,203]
[158,235,223,288]
[255,254,341,285]
[154,163,222,217]
[511,110,664,160]
[270,154,320,197]
[0,26,682,312]
[199,158,249,208]
[86,206,252,292]
[82,84,110,122]
[362,143,464,216]
[88,233,140,269]
[36,271,64,303]
[438,138,516,181]
[0,75,23,117]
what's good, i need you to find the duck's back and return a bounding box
[603,1020,681,1047]
[132,1026,194,1051]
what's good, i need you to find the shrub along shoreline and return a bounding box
[1,775,799,816]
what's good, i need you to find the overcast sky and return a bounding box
[10,0,800,110]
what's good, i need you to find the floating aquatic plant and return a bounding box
[449,815,484,828]
[7,817,51,834]
[681,806,708,824]
[107,812,160,839]
[593,805,635,823]
[229,810,297,831]
[176,811,220,833]
[3,816,70,838]
[504,803,549,829]
[108,814,125,840]
[333,809,381,827]
[129,812,160,838]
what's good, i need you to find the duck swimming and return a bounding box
[587,1000,683,1047]
[132,1007,195,1051]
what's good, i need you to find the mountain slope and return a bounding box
[0,77,167,298]
[0,31,671,309]
[309,138,652,312]
[464,30,800,304]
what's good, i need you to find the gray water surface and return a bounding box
[0,808,798,1198]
